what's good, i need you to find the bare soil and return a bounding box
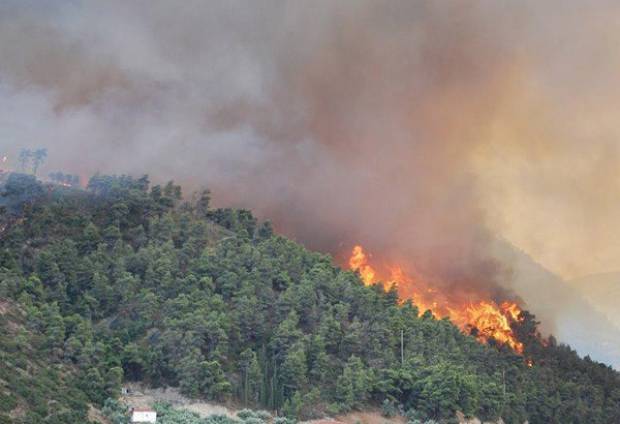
[120,383,238,418]
[119,384,501,424]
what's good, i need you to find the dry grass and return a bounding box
[121,383,238,418]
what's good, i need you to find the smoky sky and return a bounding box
[2,0,620,361]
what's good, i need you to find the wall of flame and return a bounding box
[348,245,524,353]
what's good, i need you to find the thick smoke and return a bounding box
[2,1,620,362]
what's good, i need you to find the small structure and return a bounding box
[131,408,157,423]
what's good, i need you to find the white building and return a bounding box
[131,408,157,423]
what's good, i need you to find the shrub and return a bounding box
[204,414,239,424]
[0,393,17,412]
[102,397,129,424]
[273,417,296,424]
[381,399,398,418]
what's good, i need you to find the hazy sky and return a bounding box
[2,0,620,287]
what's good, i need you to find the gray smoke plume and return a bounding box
[2,0,620,365]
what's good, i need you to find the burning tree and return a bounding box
[348,245,526,353]
[49,172,80,187]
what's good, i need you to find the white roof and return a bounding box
[131,409,157,423]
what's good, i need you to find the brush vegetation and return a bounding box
[0,173,619,424]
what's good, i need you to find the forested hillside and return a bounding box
[0,299,95,423]
[0,173,619,424]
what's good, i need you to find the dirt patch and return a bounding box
[121,385,499,424]
[88,404,110,424]
[184,402,238,418]
[0,299,11,315]
[331,410,503,424]
[9,405,25,420]
[335,410,405,424]
[121,383,239,419]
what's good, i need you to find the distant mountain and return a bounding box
[569,272,620,330]
[491,239,620,370]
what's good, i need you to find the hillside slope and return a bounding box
[490,239,620,369]
[0,173,619,424]
[0,299,101,423]
[569,272,620,329]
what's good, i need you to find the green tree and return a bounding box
[335,356,372,411]
[240,349,263,405]
[32,148,47,175]
[18,148,31,171]
[41,302,66,358]
[281,344,308,396]
[105,366,124,398]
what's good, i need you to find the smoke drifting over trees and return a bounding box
[2,1,620,360]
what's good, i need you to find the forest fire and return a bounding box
[348,245,376,285]
[348,245,524,353]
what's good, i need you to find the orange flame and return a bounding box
[348,245,524,353]
[349,245,376,285]
[449,301,524,353]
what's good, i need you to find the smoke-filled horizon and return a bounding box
[3,0,620,352]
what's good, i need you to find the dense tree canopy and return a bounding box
[0,173,619,424]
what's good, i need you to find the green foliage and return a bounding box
[149,402,269,424]
[178,349,231,400]
[17,148,47,175]
[0,303,91,423]
[381,399,399,418]
[153,402,206,424]
[102,398,129,424]
[0,172,45,214]
[273,417,296,424]
[1,174,619,424]
[335,356,373,411]
[236,409,271,424]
